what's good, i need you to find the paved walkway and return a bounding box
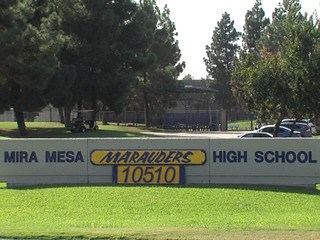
[142,131,244,138]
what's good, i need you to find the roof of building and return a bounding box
[176,79,218,93]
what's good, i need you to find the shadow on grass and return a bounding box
[192,184,320,196]
[6,183,320,195]
[0,128,151,138]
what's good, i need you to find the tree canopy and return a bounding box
[127,0,185,127]
[0,0,59,135]
[0,0,184,134]
[232,0,320,134]
[204,12,240,127]
[1,0,320,135]
[242,0,270,54]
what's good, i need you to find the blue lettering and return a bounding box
[99,151,121,163]
[117,152,131,163]
[173,151,183,163]
[20,151,28,162]
[137,152,149,163]
[237,151,247,163]
[74,151,84,162]
[255,151,263,163]
[213,151,224,162]
[45,151,84,163]
[4,151,38,163]
[66,151,75,162]
[265,151,274,163]
[227,151,238,163]
[46,151,56,162]
[286,151,296,163]
[213,151,247,163]
[4,151,15,163]
[275,151,285,163]
[58,151,65,162]
[254,151,317,164]
[29,152,38,162]
[307,152,317,163]
[172,151,182,163]
[154,152,166,163]
[129,151,140,163]
[182,151,193,163]
[163,151,176,163]
[297,151,308,163]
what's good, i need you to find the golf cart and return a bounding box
[70,110,99,133]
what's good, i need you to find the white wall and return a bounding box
[0,138,319,188]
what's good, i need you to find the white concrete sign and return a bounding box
[210,139,320,186]
[0,139,88,186]
[0,138,319,188]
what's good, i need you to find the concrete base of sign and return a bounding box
[210,177,318,189]
[88,176,113,184]
[4,176,88,188]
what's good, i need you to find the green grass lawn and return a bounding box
[228,120,256,131]
[1,122,320,239]
[0,184,320,239]
[0,122,149,138]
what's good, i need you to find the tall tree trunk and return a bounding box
[143,73,150,127]
[64,106,72,128]
[274,104,286,137]
[144,94,150,127]
[220,108,228,131]
[77,98,82,118]
[91,86,97,122]
[102,104,108,125]
[59,107,65,124]
[12,84,27,136]
[14,108,27,136]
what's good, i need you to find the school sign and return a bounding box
[0,138,319,188]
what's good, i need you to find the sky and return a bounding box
[155,0,320,79]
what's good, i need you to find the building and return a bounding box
[162,79,219,130]
[0,80,221,130]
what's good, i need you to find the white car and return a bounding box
[257,125,301,137]
[238,132,273,138]
[282,119,317,135]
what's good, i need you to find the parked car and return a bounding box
[282,119,317,135]
[257,125,301,137]
[280,121,312,137]
[238,132,273,138]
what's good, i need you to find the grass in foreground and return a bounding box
[0,122,149,138]
[0,184,320,239]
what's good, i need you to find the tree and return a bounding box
[0,0,59,135]
[130,1,184,127]
[204,12,240,128]
[242,0,269,54]
[232,0,320,136]
[0,0,17,92]
[45,0,87,127]
[148,4,184,126]
[308,33,320,119]
[46,64,77,126]
[182,74,194,80]
[232,0,269,127]
[60,0,139,122]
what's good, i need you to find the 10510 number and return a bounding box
[115,165,182,184]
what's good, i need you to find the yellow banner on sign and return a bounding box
[91,150,206,165]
